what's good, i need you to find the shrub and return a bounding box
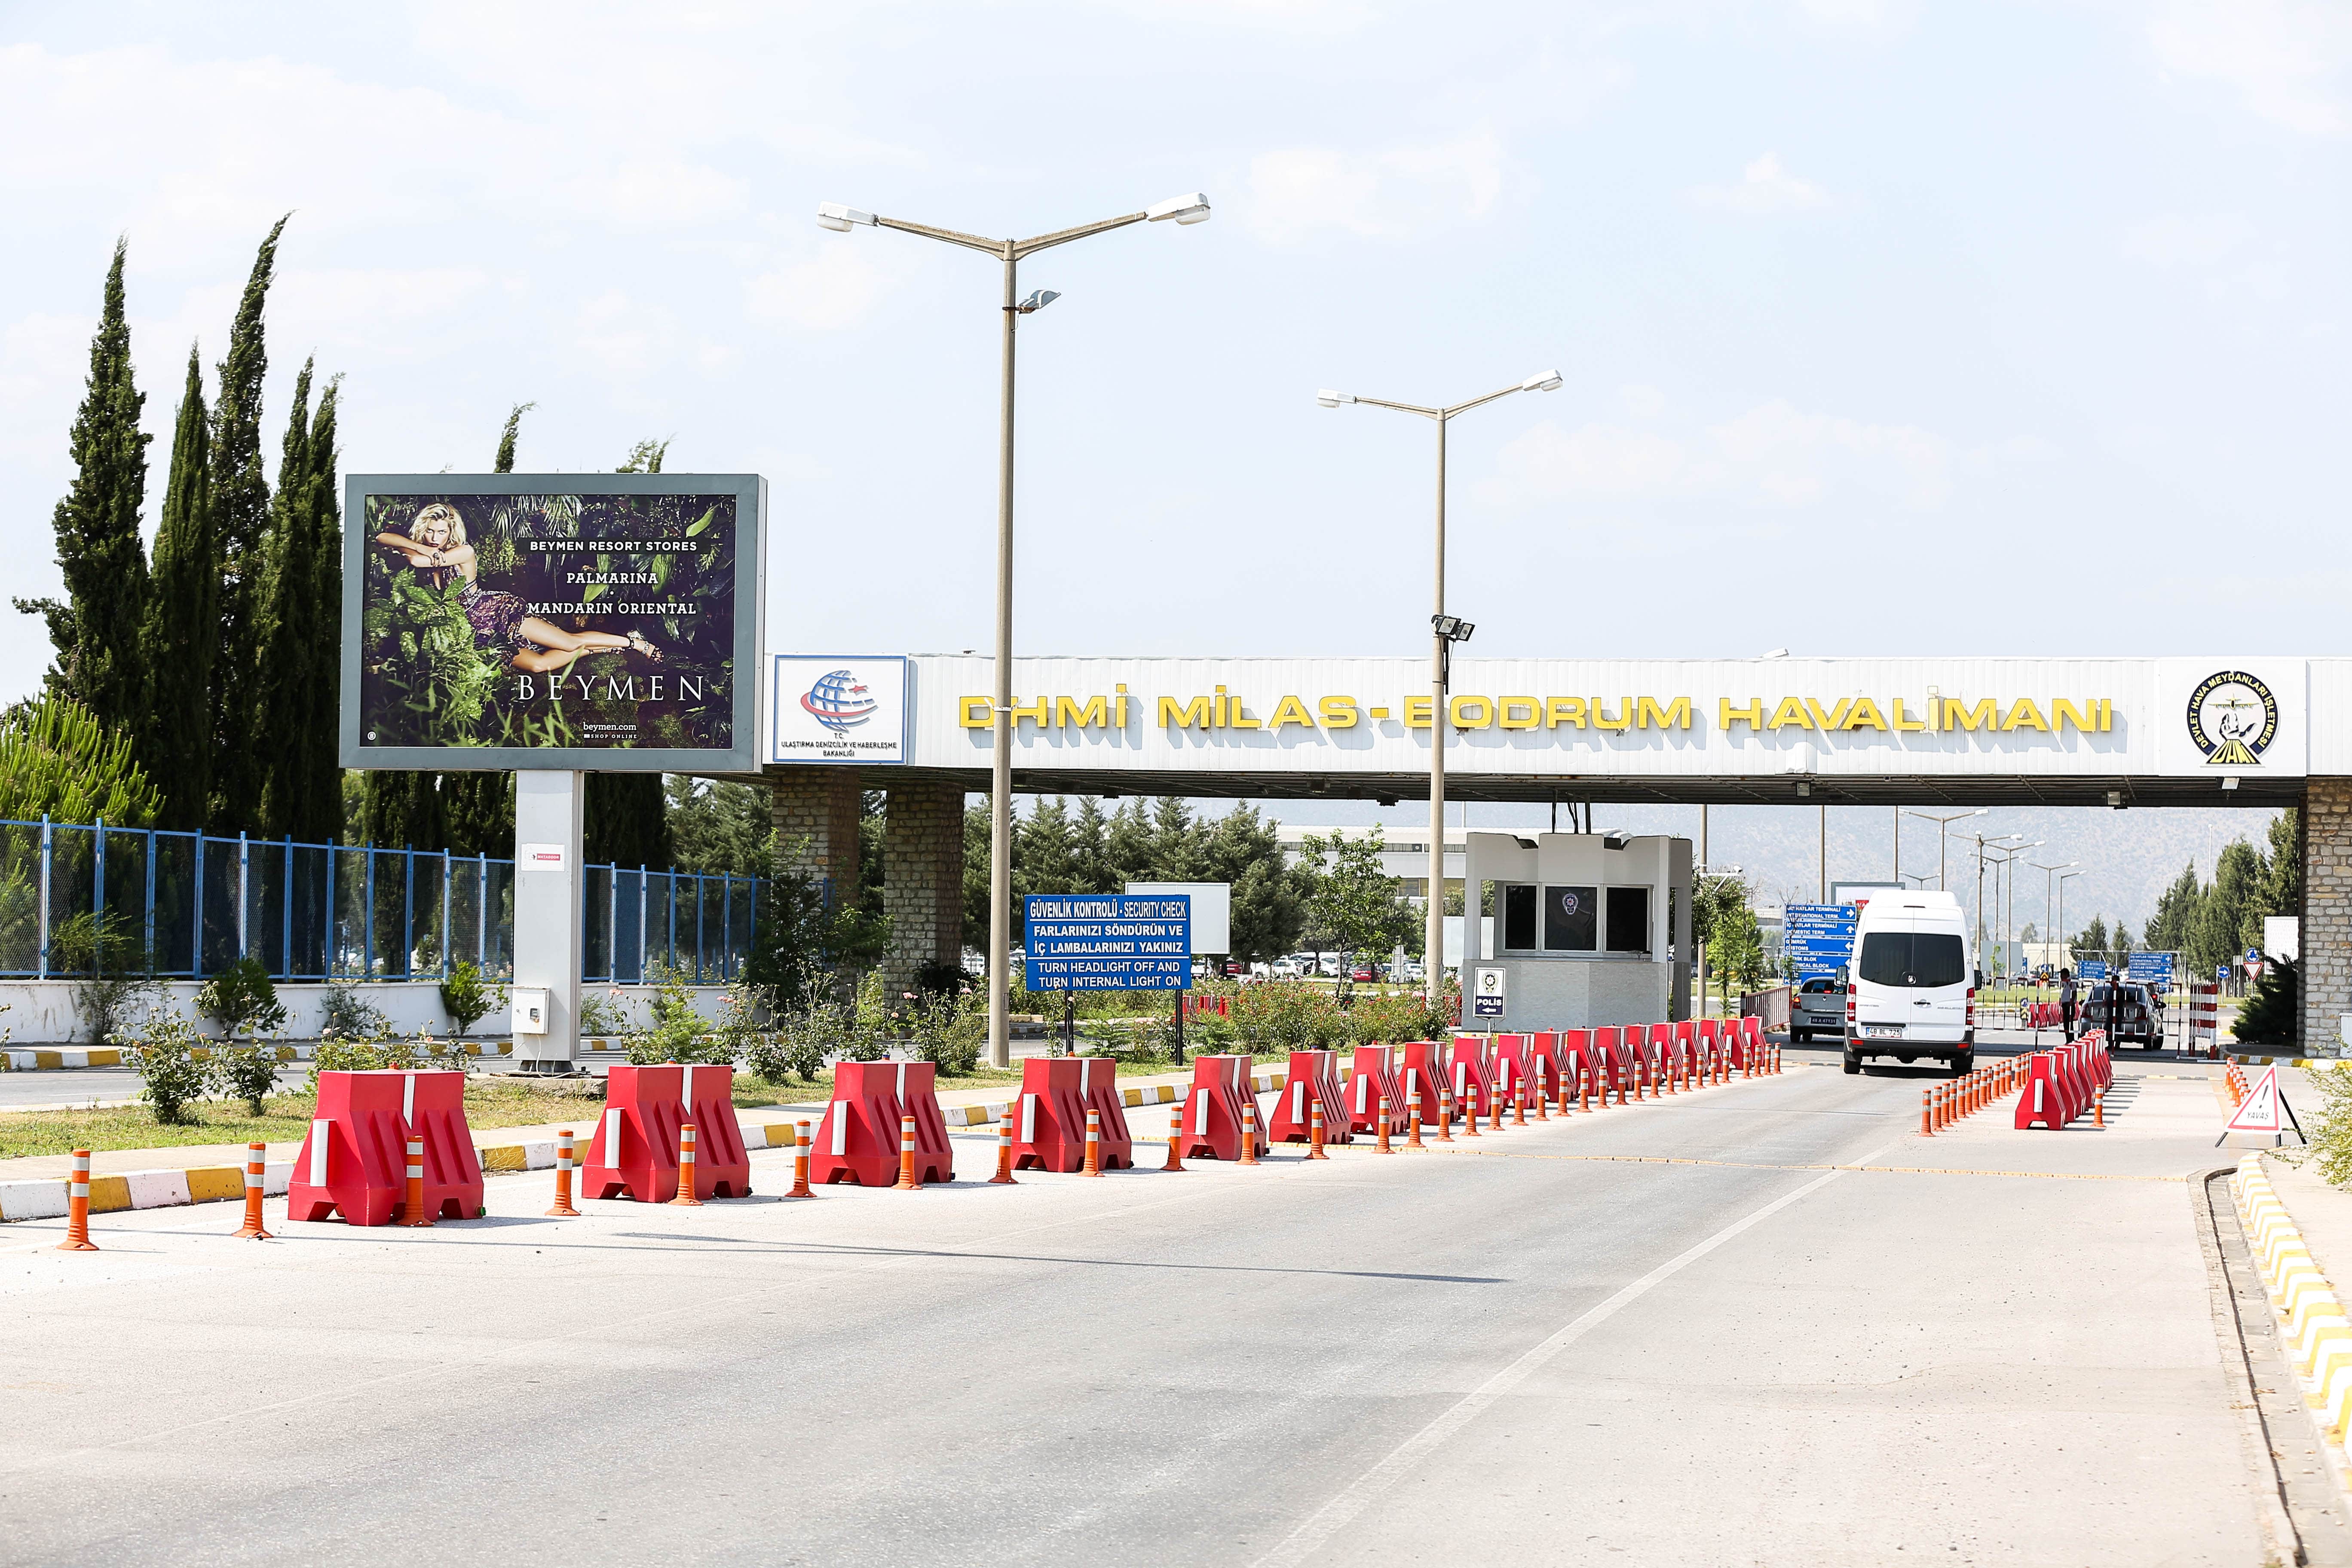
[578,991,629,1038]
[194,956,287,1040]
[320,980,389,1041]
[438,961,505,1036]
[836,969,891,1063]
[1230,980,1347,1057]
[49,910,165,1044]
[2305,1063,2352,1188]
[625,969,733,1066]
[2237,959,2299,1046]
[214,1044,282,1116]
[747,1002,851,1084]
[1346,988,1450,1048]
[906,992,986,1078]
[120,1010,209,1125]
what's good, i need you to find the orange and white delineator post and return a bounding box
[788,1119,815,1198]
[234,1141,273,1239]
[894,1113,922,1191]
[1920,1090,1933,1136]
[58,1148,98,1252]
[1238,1100,1261,1167]
[991,1106,1019,1184]
[1308,1101,1329,1160]
[546,1130,581,1218]
[1376,1089,1393,1154]
[1164,1107,1187,1172]
[1436,1082,1455,1142]
[1082,1108,1105,1177]
[1406,1095,1424,1150]
[400,1134,434,1227]
[671,1122,704,1207]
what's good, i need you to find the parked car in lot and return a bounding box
[1790,977,1845,1043]
[2082,982,2163,1047]
[1270,957,1305,979]
[1351,964,1377,982]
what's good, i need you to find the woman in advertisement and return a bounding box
[374,502,661,674]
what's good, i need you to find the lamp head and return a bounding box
[1145,191,1213,224]
[1520,368,1564,392]
[1014,289,1060,314]
[1432,613,1473,642]
[1317,389,1356,408]
[816,202,876,233]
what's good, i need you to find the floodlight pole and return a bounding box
[1323,377,1553,1009]
[824,199,1208,1068]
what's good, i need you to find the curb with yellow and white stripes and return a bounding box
[2232,1156,2352,1472]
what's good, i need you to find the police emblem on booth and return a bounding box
[2186,670,2277,768]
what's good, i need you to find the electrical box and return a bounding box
[511,988,549,1035]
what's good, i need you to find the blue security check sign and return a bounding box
[1025,894,1192,990]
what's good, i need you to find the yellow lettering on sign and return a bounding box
[1056,695,1106,729]
[1404,696,1433,729]
[1842,698,1889,732]
[1450,695,1494,729]
[1547,697,1587,729]
[1592,698,1630,732]
[2100,698,2112,732]
[1891,698,1926,733]
[2003,698,2049,732]
[1498,695,1541,730]
[1767,697,1812,730]
[1268,694,1315,730]
[1720,698,1764,731]
[1804,698,1853,731]
[1012,698,1048,727]
[1319,695,1360,729]
[2052,698,2094,734]
[1159,695,1213,730]
[1228,694,1260,729]
[1637,696,1692,730]
[960,695,993,729]
[1944,698,1998,732]
[1115,684,1130,728]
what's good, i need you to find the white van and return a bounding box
[1842,890,1975,1075]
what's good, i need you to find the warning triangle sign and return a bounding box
[2224,1066,2285,1134]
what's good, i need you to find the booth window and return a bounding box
[1545,885,1598,952]
[1604,886,1651,954]
[1502,884,1537,952]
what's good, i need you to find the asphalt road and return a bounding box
[0,1052,2285,1567]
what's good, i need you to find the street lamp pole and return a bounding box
[2030,860,2078,973]
[1905,809,1987,892]
[819,191,1211,1068]
[2058,870,2083,970]
[1317,370,1563,1007]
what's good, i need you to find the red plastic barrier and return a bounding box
[290,1069,483,1225]
[1398,1040,1449,1125]
[1646,1023,1676,1090]
[1176,1054,1265,1162]
[1526,1031,1565,1102]
[1012,1058,1090,1173]
[1450,1034,1498,1119]
[1672,1020,1698,1082]
[582,1063,752,1201]
[1553,1029,1594,1104]
[1349,1045,1409,1135]
[1269,1050,1352,1145]
[1076,1056,1134,1169]
[1589,1026,1626,1099]
[2014,1052,2070,1130]
[1489,1034,1534,1111]
[813,1061,954,1187]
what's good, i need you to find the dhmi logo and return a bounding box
[2187,670,2277,768]
[800,668,878,736]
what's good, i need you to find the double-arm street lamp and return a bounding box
[1905,808,1987,892]
[819,190,1212,1068]
[2030,860,2079,973]
[1315,371,1563,1005]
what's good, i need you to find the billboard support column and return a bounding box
[515,771,585,1073]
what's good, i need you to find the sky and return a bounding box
[0,0,2342,928]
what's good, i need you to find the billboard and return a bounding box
[341,475,764,772]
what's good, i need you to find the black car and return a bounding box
[2082,982,2163,1047]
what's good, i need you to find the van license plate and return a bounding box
[1863,1025,1903,1039]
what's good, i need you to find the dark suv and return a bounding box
[2082,982,2163,1047]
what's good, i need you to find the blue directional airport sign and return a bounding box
[2126,951,2174,986]
[2078,960,2109,981]
[1024,894,1192,991]
[1782,903,1859,977]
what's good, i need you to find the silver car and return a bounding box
[1791,977,1845,1043]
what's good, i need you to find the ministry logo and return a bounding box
[2186,670,2277,768]
[800,668,878,735]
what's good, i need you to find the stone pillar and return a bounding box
[768,767,862,898]
[882,781,968,992]
[2304,780,2350,1055]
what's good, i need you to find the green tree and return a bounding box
[2236,957,2298,1045]
[494,401,534,473]
[17,238,150,734]
[1105,798,1155,882]
[258,362,346,843]
[963,800,990,940]
[1015,797,1078,896]
[2146,862,2203,955]
[206,215,289,830]
[1069,796,1117,893]
[1298,826,1416,968]
[140,346,214,832]
[666,776,771,875]
[1147,796,1200,879]
[0,694,163,826]
[2259,808,2301,919]
[1198,804,1306,965]
[358,770,445,851]
[618,437,670,474]
[2074,915,2108,966]
[2195,839,2264,978]
[586,773,671,869]
[1711,900,1769,994]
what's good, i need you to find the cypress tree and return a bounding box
[435,401,533,854]
[494,401,533,473]
[300,377,345,844]
[140,345,215,833]
[585,774,672,869]
[16,238,152,730]
[206,215,289,831]
[259,360,348,843]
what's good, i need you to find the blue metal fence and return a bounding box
[0,816,760,984]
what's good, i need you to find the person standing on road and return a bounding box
[2059,969,2078,1041]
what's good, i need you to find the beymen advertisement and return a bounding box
[341,475,764,772]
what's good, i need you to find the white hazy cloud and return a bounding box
[1245,130,1507,243]
[745,244,916,332]
[2149,0,2351,136]
[2122,212,2255,269]
[1487,398,1953,509]
[1693,152,1830,214]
